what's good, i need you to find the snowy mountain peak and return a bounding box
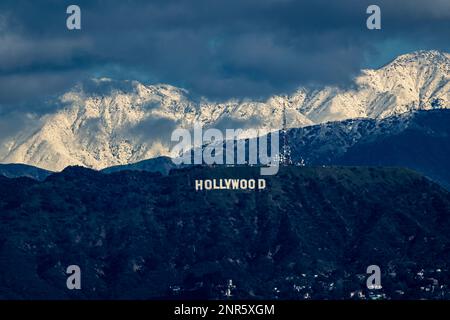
[1,50,448,171]
[388,50,449,65]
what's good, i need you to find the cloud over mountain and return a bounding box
[0,50,448,171]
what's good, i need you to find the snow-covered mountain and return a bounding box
[285,109,450,189]
[1,50,448,171]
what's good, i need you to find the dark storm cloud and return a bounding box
[0,0,448,108]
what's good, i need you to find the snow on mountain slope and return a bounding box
[297,50,449,122]
[1,50,448,171]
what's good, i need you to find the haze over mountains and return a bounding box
[0,50,448,172]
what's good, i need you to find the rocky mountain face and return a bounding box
[4,109,450,192]
[1,166,450,299]
[0,50,448,172]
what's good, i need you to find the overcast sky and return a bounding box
[0,0,449,114]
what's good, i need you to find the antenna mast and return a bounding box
[280,103,292,165]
